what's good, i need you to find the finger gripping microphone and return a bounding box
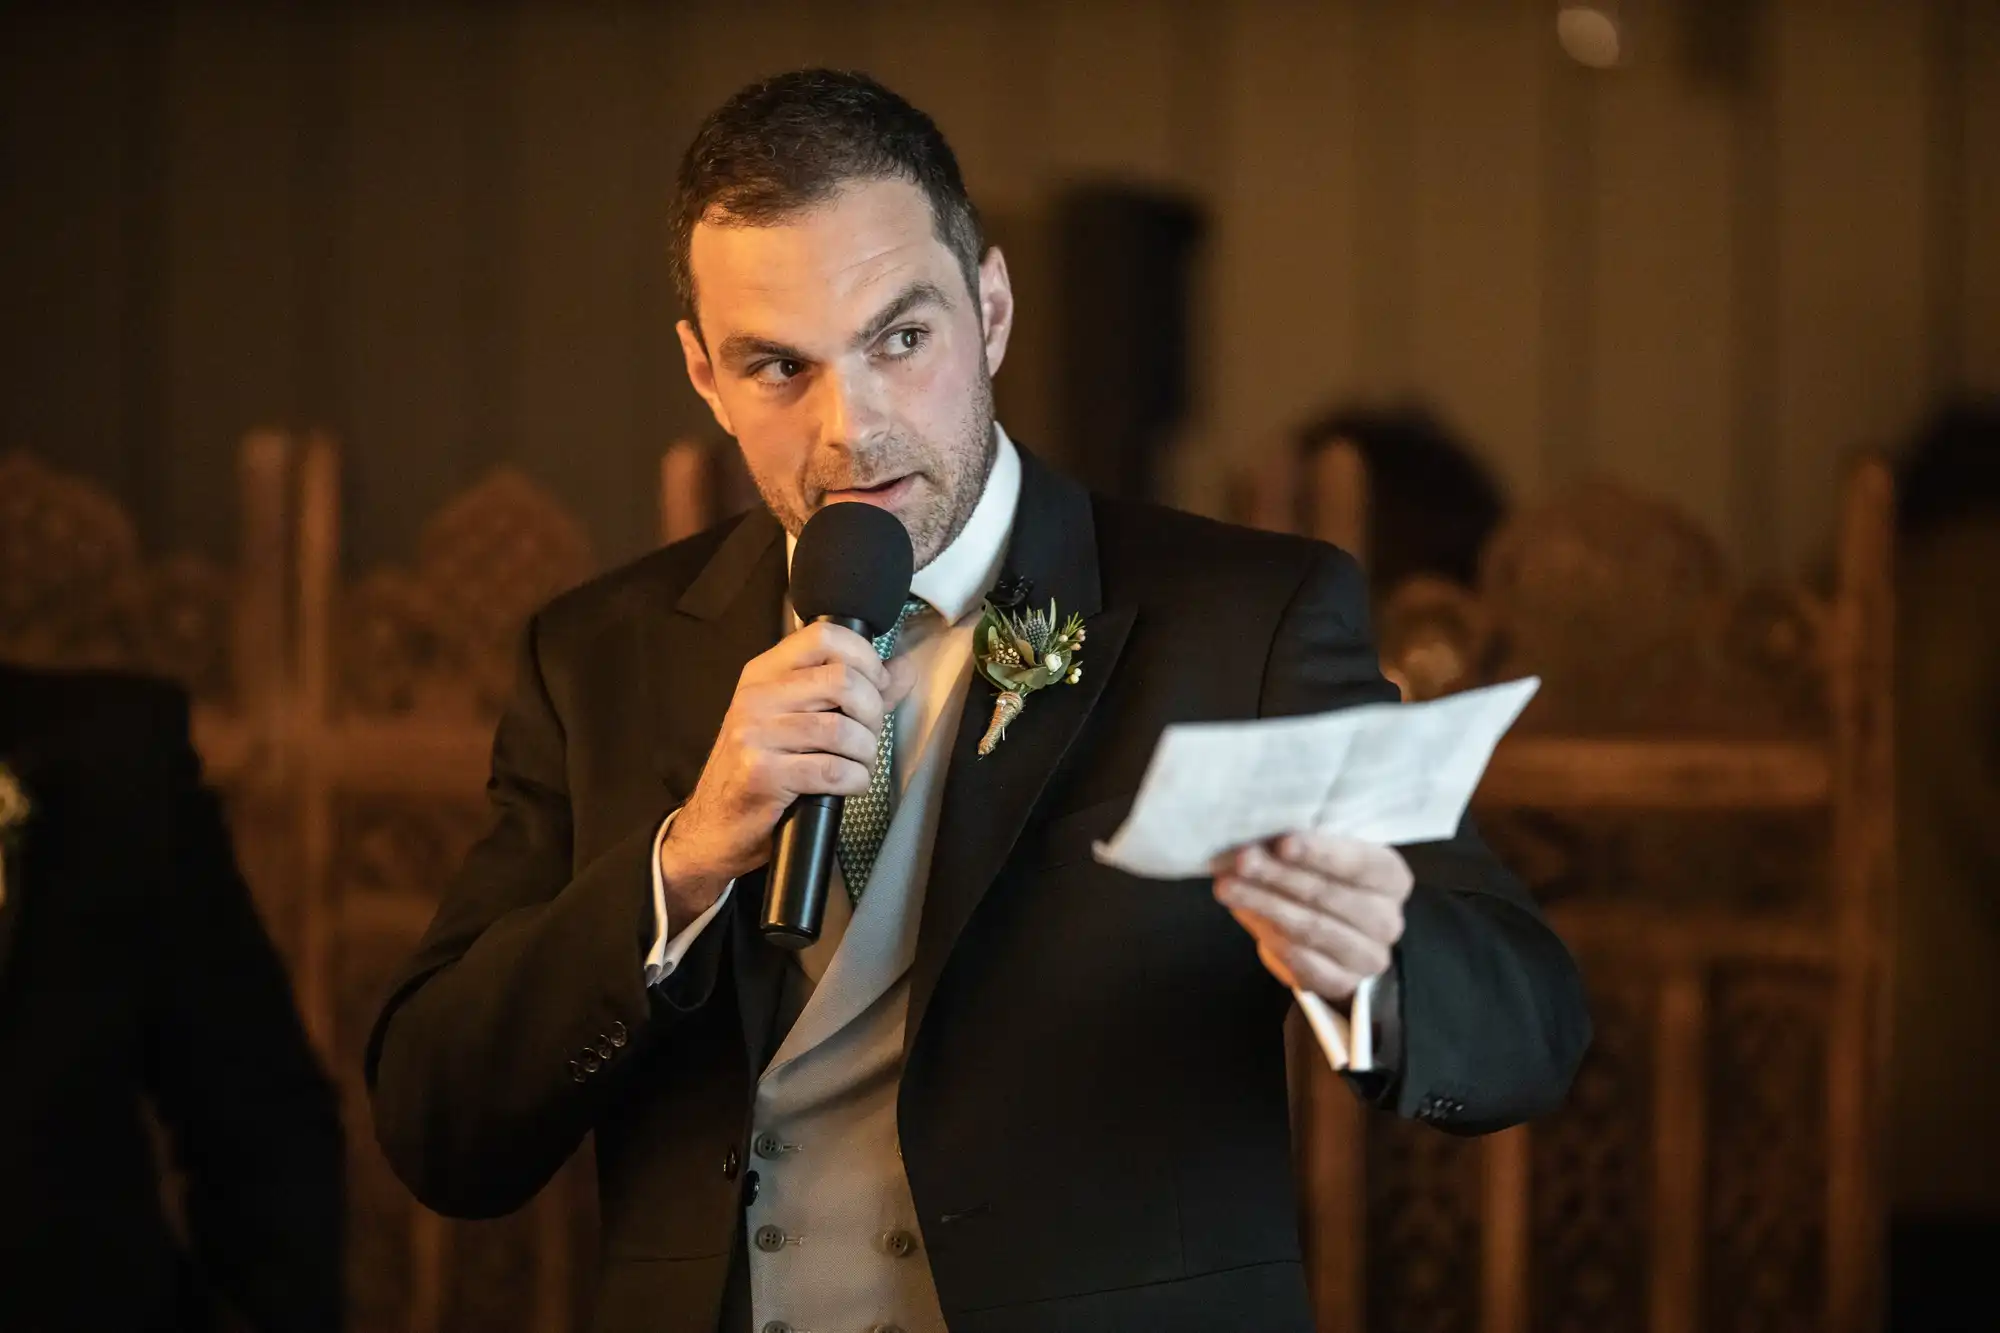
[760,501,914,948]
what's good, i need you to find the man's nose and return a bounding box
[813,366,880,450]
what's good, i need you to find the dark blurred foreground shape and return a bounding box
[0,657,344,1331]
[2,422,1901,1331]
[1885,399,2000,1333]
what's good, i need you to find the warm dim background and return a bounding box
[10,0,1996,571]
[4,2,1996,1332]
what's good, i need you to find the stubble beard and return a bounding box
[753,364,998,572]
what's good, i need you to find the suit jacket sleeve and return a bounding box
[1258,546,1592,1133]
[139,686,346,1333]
[365,613,727,1219]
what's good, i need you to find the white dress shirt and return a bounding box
[643,428,1023,983]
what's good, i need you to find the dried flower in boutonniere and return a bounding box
[971,597,1086,756]
[0,760,31,911]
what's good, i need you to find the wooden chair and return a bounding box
[1248,438,1895,1333]
[277,433,599,1333]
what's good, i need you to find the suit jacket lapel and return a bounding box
[642,509,793,1074]
[905,452,1136,1050]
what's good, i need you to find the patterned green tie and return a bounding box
[838,597,927,902]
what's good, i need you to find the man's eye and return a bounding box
[753,359,804,385]
[883,327,927,358]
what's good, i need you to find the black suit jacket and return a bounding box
[367,454,1590,1333]
[0,664,344,1333]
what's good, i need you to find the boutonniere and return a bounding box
[0,760,32,911]
[972,597,1086,756]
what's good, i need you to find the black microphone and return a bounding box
[760,502,914,949]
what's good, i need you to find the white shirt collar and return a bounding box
[784,424,1021,627]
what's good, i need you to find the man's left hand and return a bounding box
[1212,832,1413,1003]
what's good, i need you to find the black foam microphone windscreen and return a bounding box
[760,502,914,948]
[788,501,913,633]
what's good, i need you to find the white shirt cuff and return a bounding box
[644,810,735,988]
[1294,973,1380,1072]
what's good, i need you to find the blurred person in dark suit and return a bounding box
[1293,402,1506,601]
[0,662,344,1333]
[1888,399,2000,1332]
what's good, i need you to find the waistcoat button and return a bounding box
[753,1131,792,1160]
[753,1224,787,1253]
[762,1322,792,1333]
[878,1228,917,1258]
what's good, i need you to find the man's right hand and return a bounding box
[657,621,916,921]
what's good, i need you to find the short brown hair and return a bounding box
[669,69,984,322]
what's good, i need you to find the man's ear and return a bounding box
[976,247,1015,378]
[677,319,734,435]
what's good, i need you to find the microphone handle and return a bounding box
[759,614,870,949]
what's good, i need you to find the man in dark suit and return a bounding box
[368,70,1589,1333]
[0,663,344,1332]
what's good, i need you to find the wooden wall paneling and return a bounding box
[511,5,656,566]
[337,9,485,573]
[1538,8,1601,492]
[1962,0,2000,390]
[1726,0,1783,577]
[1586,8,1736,544]
[671,1,831,119]
[1351,0,1419,396]
[159,9,303,562]
[627,5,708,550]
[1772,0,1928,574]
[1407,0,1550,505]
[1211,1,1362,500]
[0,12,139,496]
[863,0,1013,202]
[1043,0,1178,186]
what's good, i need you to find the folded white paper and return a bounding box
[1090,676,1541,1070]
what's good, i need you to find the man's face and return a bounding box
[678,177,1015,569]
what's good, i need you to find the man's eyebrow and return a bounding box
[713,280,953,372]
[716,332,807,370]
[850,280,953,349]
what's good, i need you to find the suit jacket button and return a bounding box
[594,1039,615,1059]
[879,1229,917,1258]
[722,1147,740,1180]
[754,1224,787,1253]
[567,1060,587,1084]
[581,1051,602,1073]
[607,1021,628,1047]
